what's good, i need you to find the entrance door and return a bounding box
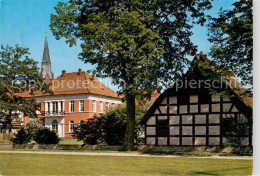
[52,120,58,133]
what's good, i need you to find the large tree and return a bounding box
[207,0,252,86]
[0,45,50,133]
[50,0,212,150]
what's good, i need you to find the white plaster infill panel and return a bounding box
[146,116,156,125]
[169,96,177,104]
[195,115,206,124]
[209,114,220,124]
[169,106,178,114]
[190,105,198,113]
[223,103,232,112]
[158,137,167,145]
[190,95,198,103]
[211,95,220,102]
[182,126,192,135]
[182,137,192,145]
[179,105,187,114]
[169,116,179,125]
[146,137,156,145]
[195,137,206,145]
[182,115,192,124]
[200,104,209,113]
[161,97,167,104]
[195,126,206,135]
[209,126,220,135]
[159,106,167,114]
[146,127,156,135]
[170,137,180,145]
[211,104,220,112]
[169,126,179,135]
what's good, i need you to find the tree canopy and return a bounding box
[50,0,213,95]
[207,0,252,86]
[50,0,212,150]
[0,45,50,132]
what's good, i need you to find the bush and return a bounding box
[26,118,43,135]
[102,106,126,145]
[74,104,147,145]
[74,116,103,145]
[33,128,60,144]
[221,118,251,147]
[13,127,32,144]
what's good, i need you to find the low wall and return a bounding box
[0,144,124,151]
[0,144,252,155]
[137,145,253,155]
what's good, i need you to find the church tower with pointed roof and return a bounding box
[41,35,54,80]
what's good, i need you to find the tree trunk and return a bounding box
[124,95,136,151]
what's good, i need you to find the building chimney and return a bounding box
[62,70,66,77]
[78,68,82,75]
[91,75,95,80]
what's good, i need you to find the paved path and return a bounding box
[0,150,252,160]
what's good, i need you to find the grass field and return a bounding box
[0,153,252,175]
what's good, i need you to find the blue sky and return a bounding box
[0,0,235,91]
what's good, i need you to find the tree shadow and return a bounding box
[190,167,250,175]
[191,171,218,175]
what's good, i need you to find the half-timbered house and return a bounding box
[140,53,252,146]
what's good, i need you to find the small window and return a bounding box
[69,121,74,133]
[92,100,96,112]
[112,103,116,108]
[70,101,74,112]
[53,102,58,113]
[157,119,169,137]
[79,100,84,112]
[47,102,50,113]
[99,101,103,113]
[106,102,109,111]
[60,101,64,112]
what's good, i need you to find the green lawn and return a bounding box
[0,153,252,175]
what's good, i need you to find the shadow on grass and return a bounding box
[191,171,218,175]
[190,167,251,175]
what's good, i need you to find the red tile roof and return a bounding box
[17,70,121,99]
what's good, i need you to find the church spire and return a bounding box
[41,34,53,80]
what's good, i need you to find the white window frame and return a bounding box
[112,103,116,108]
[79,100,84,112]
[52,119,58,133]
[60,101,64,112]
[47,102,50,112]
[99,101,103,113]
[70,101,75,112]
[92,100,96,112]
[53,102,58,113]
[69,121,74,133]
[106,102,109,111]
